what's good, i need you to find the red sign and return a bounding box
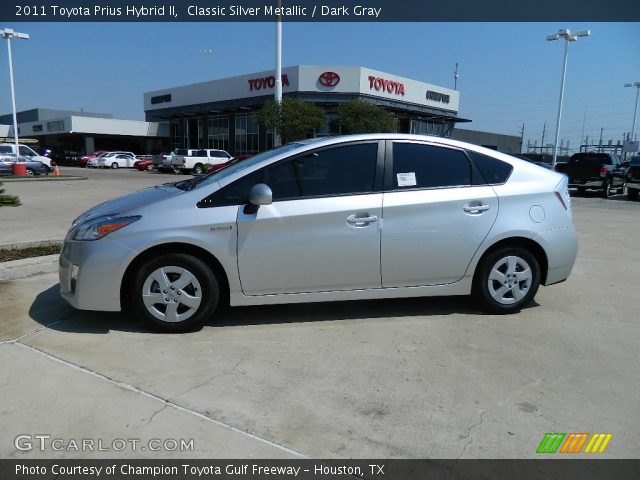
[248,74,289,91]
[318,71,340,87]
[368,76,405,96]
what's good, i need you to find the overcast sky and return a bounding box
[0,22,638,153]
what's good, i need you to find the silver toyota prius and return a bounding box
[59,134,578,332]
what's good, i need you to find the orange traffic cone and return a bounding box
[54,165,61,176]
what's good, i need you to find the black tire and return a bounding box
[127,253,219,333]
[25,169,34,176]
[172,166,181,174]
[628,188,639,201]
[192,164,204,175]
[111,162,118,169]
[602,180,612,199]
[473,247,540,314]
[146,164,153,172]
[577,187,586,195]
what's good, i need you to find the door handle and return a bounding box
[463,203,491,214]
[346,214,378,226]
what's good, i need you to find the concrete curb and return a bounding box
[0,254,59,281]
[0,239,63,252]
[0,175,87,182]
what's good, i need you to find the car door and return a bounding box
[381,141,499,287]
[236,141,384,296]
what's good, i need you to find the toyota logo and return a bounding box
[319,71,340,87]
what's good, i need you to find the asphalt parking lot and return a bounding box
[0,167,639,459]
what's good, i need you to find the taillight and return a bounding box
[600,166,609,176]
[554,176,572,215]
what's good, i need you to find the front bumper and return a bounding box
[59,237,136,311]
[626,181,640,190]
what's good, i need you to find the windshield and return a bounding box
[191,143,308,190]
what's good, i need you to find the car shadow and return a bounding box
[27,283,534,335]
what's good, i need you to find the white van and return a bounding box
[0,143,53,168]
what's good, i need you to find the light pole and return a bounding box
[546,28,590,168]
[2,28,29,163]
[274,0,282,147]
[625,81,640,143]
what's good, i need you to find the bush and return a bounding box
[0,182,21,207]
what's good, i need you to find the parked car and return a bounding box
[60,134,578,333]
[624,155,640,201]
[0,154,51,176]
[134,159,155,172]
[158,149,199,173]
[80,151,107,168]
[205,155,251,174]
[98,153,136,169]
[172,149,232,175]
[0,143,53,168]
[555,152,625,198]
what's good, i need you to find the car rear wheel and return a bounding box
[473,247,540,314]
[128,253,219,332]
[602,180,612,198]
[111,162,119,169]
[146,164,153,172]
[192,164,204,175]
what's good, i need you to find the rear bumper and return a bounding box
[534,227,578,286]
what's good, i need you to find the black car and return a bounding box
[624,156,640,201]
[555,152,626,198]
[0,155,51,176]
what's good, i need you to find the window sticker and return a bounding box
[397,172,417,187]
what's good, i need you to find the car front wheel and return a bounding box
[473,247,540,314]
[111,162,119,169]
[128,253,219,332]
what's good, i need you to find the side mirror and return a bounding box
[244,183,272,214]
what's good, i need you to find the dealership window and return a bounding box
[170,121,180,150]
[208,117,230,151]
[197,119,205,148]
[265,143,378,201]
[391,143,471,189]
[235,115,259,155]
[409,119,447,137]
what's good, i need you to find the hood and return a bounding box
[73,183,183,226]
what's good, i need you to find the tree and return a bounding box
[257,98,326,144]
[0,182,21,207]
[338,100,397,134]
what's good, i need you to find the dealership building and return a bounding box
[144,65,470,156]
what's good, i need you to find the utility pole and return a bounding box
[454,63,459,90]
[541,122,547,154]
[599,127,604,152]
[520,124,525,153]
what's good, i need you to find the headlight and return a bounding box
[71,215,141,241]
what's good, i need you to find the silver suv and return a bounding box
[60,134,578,332]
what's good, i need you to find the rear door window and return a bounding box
[390,142,472,189]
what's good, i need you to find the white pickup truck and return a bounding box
[170,148,232,175]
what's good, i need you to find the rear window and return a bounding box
[0,146,12,154]
[570,153,612,166]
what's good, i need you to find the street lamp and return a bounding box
[546,28,590,168]
[274,0,282,147]
[1,28,30,163]
[624,81,640,143]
